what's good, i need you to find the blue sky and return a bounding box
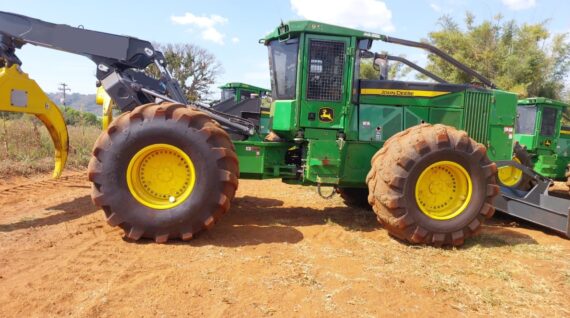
[2,0,569,97]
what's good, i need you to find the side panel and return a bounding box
[430,107,463,128]
[555,134,570,180]
[234,141,296,179]
[358,105,403,142]
[305,140,342,184]
[404,106,429,129]
[271,100,297,138]
[557,134,570,158]
[487,91,517,161]
[339,142,380,187]
[303,140,381,187]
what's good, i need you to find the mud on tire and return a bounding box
[87,103,239,243]
[366,124,499,247]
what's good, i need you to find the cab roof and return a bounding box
[218,82,270,93]
[261,20,386,44]
[518,97,569,108]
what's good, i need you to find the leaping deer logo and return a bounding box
[319,108,334,122]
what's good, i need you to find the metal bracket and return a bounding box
[495,161,569,238]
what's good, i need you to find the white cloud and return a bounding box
[202,27,225,45]
[430,3,442,13]
[171,12,228,45]
[231,37,240,44]
[171,13,227,28]
[502,0,536,10]
[290,0,394,32]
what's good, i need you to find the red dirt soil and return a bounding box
[0,171,569,317]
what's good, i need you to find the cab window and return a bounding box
[516,105,537,135]
[540,107,557,137]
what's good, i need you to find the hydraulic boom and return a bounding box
[0,11,255,177]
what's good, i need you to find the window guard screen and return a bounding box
[306,40,345,101]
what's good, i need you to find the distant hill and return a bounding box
[47,92,101,116]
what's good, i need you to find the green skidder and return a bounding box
[233,21,518,246]
[498,97,570,190]
[218,82,270,103]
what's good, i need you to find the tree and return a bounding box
[61,106,100,126]
[423,13,570,99]
[359,57,411,80]
[146,43,222,102]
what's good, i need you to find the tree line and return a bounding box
[359,13,569,101]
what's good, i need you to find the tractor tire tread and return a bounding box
[88,102,238,242]
[367,124,497,247]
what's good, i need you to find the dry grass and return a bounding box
[0,115,100,177]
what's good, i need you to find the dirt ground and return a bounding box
[0,171,569,317]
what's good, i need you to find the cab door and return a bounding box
[537,106,561,152]
[299,34,352,130]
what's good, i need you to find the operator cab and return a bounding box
[219,82,270,103]
[515,97,568,152]
[221,87,236,101]
[262,20,504,150]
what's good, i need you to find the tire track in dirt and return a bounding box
[0,173,87,201]
[0,174,569,317]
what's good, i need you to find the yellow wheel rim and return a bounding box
[126,144,195,210]
[415,161,473,220]
[497,157,523,187]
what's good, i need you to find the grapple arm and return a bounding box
[0,65,68,178]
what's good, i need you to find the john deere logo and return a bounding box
[545,139,552,147]
[318,107,334,122]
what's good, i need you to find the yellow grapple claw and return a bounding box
[96,86,114,130]
[0,65,69,178]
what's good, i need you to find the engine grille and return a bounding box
[464,91,493,144]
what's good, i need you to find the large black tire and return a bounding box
[366,124,499,247]
[338,187,371,209]
[87,103,239,243]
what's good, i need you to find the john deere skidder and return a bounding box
[211,83,272,137]
[0,13,568,246]
[498,97,570,188]
[218,82,270,104]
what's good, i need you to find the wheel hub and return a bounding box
[127,144,196,210]
[497,157,523,187]
[415,161,472,220]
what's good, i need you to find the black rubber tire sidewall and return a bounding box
[404,149,487,233]
[98,118,223,235]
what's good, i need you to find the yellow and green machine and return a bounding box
[514,97,570,180]
[0,13,568,246]
[212,82,272,137]
[218,82,270,103]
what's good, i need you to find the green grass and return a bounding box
[0,115,100,177]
